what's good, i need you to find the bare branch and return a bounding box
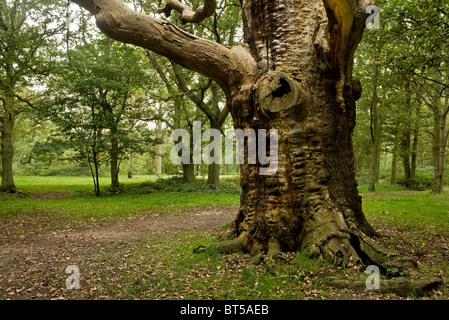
[14,94,36,110]
[157,0,216,24]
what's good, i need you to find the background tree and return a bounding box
[141,0,241,183]
[0,0,65,192]
[45,36,149,195]
[383,0,449,194]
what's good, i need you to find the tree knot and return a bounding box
[255,72,310,115]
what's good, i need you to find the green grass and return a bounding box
[12,174,166,195]
[357,182,407,195]
[362,191,449,233]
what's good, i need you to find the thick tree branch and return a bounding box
[71,0,253,91]
[157,0,217,24]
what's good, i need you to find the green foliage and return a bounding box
[41,35,156,195]
[124,175,241,194]
[385,266,408,278]
[396,175,433,191]
[0,0,65,93]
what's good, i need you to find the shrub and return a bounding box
[124,175,241,194]
[397,174,433,191]
[41,165,108,177]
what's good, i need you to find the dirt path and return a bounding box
[0,205,238,299]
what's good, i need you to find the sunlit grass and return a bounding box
[362,190,449,232]
[13,174,165,195]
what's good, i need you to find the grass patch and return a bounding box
[362,190,449,233]
[357,182,407,195]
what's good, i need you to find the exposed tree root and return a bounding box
[193,234,244,254]
[193,221,443,296]
[327,276,443,297]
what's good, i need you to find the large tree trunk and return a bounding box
[72,0,424,273]
[0,92,17,193]
[226,0,391,266]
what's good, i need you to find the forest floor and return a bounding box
[0,205,237,299]
[0,177,448,300]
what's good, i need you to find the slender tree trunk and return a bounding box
[432,111,447,194]
[94,151,101,197]
[181,121,196,180]
[156,120,163,175]
[428,67,449,194]
[368,134,381,192]
[432,111,442,194]
[207,161,220,185]
[368,112,382,191]
[400,81,412,186]
[88,151,101,197]
[110,135,120,191]
[410,105,420,180]
[127,148,133,178]
[206,85,224,185]
[431,86,448,194]
[401,132,411,182]
[207,120,221,185]
[367,63,381,192]
[391,122,400,185]
[0,91,17,193]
